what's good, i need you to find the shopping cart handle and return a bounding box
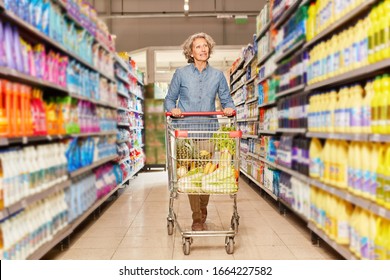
[165,111,236,117]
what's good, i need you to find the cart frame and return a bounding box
[165,111,242,255]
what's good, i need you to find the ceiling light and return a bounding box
[184,0,189,11]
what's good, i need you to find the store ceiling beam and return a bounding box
[98,11,259,19]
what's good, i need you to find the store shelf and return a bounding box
[277,128,307,134]
[115,54,130,73]
[235,100,245,107]
[309,177,390,220]
[0,134,65,147]
[306,58,390,91]
[258,129,278,135]
[257,49,275,67]
[306,132,369,142]
[256,21,271,42]
[0,180,71,221]
[117,90,129,98]
[68,92,118,110]
[129,108,144,114]
[308,222,357,260]
[119,156,130,164]
[0,8,115,82]
[116,74,130,85]
[231,82,245,95]
[247,152,260,159]
[247,116,259,121]
[230,59,245,77]
[242,134,259,139]
[258,156,278,169]
[243,56,256,69]
[129,70,144,86]
[304,0,376,49]
[53,0,114,56]
[117,122,130,127]
[275,84,305,99]
[258,100,277,108]
[257,71,275,84]
[246,96,258,104]
[278,198,309,223]
[245,75,257,85]
[118,107,130,112]
[273,0,302,29]
[240,168,278,201]
[0,67,68,93]
[274,38,305,64]
[370,134,390,143]
[69,155,118,178]
[231,69,246,86]
[277,164,311,183]
[71,131,117,138]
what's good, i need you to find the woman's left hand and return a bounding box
[223,108,235,116]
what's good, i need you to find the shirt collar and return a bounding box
[190,62,209,73]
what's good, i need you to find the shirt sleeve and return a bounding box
[164,69,180,112]
[217,71,236,110]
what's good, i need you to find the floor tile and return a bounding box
[71,237,123,249]
[59,248,116,260]
[112,247,173,260]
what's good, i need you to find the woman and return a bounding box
[164,32,235,231]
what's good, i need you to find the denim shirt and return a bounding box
[164,63,236,113]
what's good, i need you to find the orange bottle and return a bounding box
[24,86,33,136]
[0,79,10,136]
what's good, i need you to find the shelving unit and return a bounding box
[240,168,278,200]
[0,1,145,260]
[232,0,390,260]
[257,49,275,67]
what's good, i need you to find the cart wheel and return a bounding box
[167,220,174,235]
[183,238,191,255]
[225,237,234,254]
[230,217,239,231]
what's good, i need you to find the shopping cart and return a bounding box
[165,111,242,255]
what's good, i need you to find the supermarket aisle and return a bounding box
[45,171,341,260]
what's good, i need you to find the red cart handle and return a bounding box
[165,111,236,117]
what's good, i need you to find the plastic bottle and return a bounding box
[309,138,323,179]
[336,199,351,245]
[368,5,378,64]
[359,209,371,260]
[352,85,364,133]
[378,74,390,134]
[362,81,373,133]
[337,140,349,189]
[374,216,387,260]
[384,145,390,209]
[376,144,389,206]
[371,76,382,133]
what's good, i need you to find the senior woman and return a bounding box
[164,32,236,231]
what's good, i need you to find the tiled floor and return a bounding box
[44,171,342,260]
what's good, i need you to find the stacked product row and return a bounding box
[232,0,390,260]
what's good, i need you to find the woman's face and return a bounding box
[191,38,209,63]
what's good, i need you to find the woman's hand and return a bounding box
[223,108,235,116]
[171,108,183,117]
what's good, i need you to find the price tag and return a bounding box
[0,138,9,146]
[47,135,52,141]
[22,137,28,144]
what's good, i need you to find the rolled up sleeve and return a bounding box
[164,70,180,112]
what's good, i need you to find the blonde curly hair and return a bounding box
[182,32,216,63]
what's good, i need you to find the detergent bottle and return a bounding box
[376,143,388,206]
[374,216,387,260]
[371,76,382,133]
[309,138,323,179]
[378,74,390,134]
[361,142,372,199]
[362,81,373,133]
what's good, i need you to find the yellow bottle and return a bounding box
[347,142,356,193]
[371,76,382,133]
[329,140,340,186]
[353,85,364,133]
[378,74,390,134]
[374,217,387,260]
[354,142,363,196]
[359,210,371,260]
[307,3,316,41]
[362,81,374,133]
[349,206,360,257]
[361,142,372,199]
[367,212,378,260]
[369,143,381,201]
[309,138,323,179]
[359,16,370,67]
[321,140,330,183]
[328,90,337,132]
[338,140,349,189]
[384,0,390,60]
[376,144,389,206]
[344,86,354,133]
[335,199,351,245]
[334,89,342,132]
[368,6,378,64]
[322,93,330,132]
[384,144,390,209]
[328,196,337,240]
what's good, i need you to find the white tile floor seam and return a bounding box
[45,171,342,260]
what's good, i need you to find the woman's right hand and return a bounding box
[171,108,183,117]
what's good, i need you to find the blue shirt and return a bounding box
[164,63,235,112]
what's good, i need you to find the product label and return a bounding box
[370,172,378,198]
[344,47,350,67]
[338,221,349,241]
[363,170,371,195]
[354,169,363,191]
[361,236,370,259]
[348,167,354,189]
[334,52,340,71]
[360,38,368,63]
[351,107,362,127]
[362,106,371,128]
